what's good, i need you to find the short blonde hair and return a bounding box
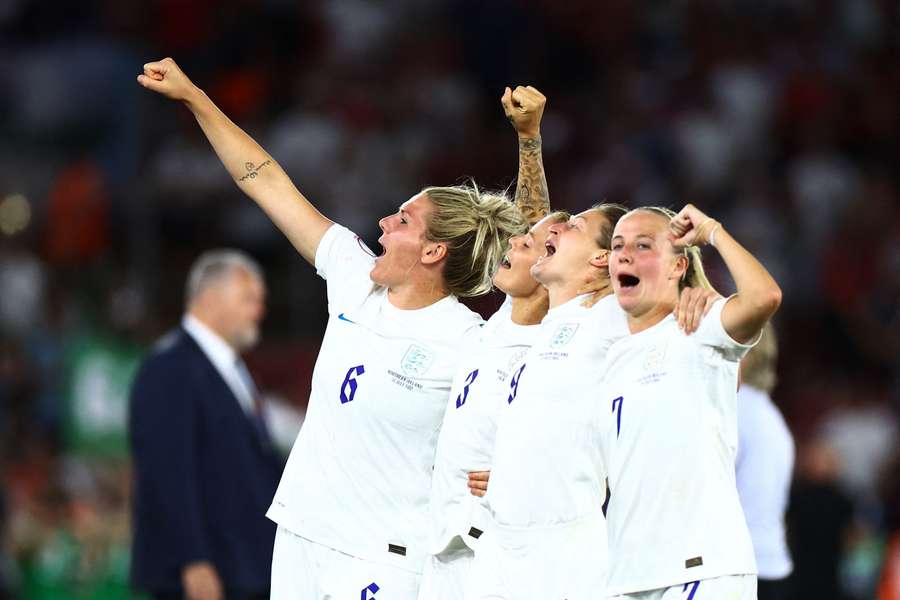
[628,207,714,292]
[742,323,778,393]
[423,183,527,298]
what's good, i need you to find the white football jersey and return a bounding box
[428,310,540,554]
[267,224,484,572]
[599,298,758,595]
[736,384,795,579]
[485,293,629,528]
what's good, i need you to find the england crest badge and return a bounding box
[549,323,579,348]
[401,344,434,376]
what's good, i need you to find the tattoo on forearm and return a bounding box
[514,136,550,224]
[238,159,272,182]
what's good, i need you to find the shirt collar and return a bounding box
[182,314,237,369]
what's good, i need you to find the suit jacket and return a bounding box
[129,327,283,594]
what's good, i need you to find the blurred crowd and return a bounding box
[0,0,897,598]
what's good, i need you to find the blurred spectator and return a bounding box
[9,461,135,600]
[129,250,282,600]
[788,440,856,600]
[820,399,897,523]
[0,488,9,600]
[878,448,900,600]
[736,325,795,600]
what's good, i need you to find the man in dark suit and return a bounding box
[129,250,283,600]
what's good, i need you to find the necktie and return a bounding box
[234,358,271,443]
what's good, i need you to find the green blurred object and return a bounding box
[63,333,142,458]
[17,529,145,600]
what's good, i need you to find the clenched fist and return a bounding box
[137,57,199,103]
[501,85,546,139]
[669,204,721,248]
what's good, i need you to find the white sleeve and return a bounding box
[692,296,759,362]
[735,387,750,476]
[314,224,378,313]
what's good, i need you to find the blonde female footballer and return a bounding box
[600,205,781,600]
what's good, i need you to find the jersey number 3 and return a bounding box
[340,365,366,404]
[456,369,479,408]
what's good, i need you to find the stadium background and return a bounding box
[0,0,898,598]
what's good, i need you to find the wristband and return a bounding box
[708,222,721,247]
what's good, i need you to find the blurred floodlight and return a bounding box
[0,193,31,235]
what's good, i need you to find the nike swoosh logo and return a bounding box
[337,313,357,324]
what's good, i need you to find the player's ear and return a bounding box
[421,241,447,265]
[590,249,610,269]
[669,254,688,281]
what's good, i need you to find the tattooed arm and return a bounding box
[137,58,332,265]
[501,86,550,225]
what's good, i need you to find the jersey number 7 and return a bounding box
[611,396,623,437]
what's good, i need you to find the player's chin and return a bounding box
[492,267,515,293]
[369,263,388,286]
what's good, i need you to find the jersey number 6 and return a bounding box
[340,365,366,404]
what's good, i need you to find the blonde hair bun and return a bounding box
[423,183,527,298]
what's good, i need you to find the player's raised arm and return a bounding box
[137,58,333,265]
[669,204,782,343]
[502,86,550,225]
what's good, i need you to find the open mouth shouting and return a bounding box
[500,254,512,269]
[616,272,641,290]
[539,238,557,260]
[375,235,388,259]
[545,240,557,256]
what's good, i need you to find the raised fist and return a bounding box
[669,204,719,247]
[137,57,198,103]
[501,85,546,139]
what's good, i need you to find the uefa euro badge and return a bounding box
[550,323,579,348]
[503,348,528,377]
[401,344,434,377]
[643,342,667,373]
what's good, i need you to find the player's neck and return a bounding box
[510,292,548,326]
[547,277,612,309]
[547,282,583,309]
[626,300,675,334]
[387,279,449,310]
